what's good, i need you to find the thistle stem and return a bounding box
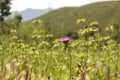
[69,51,72,80]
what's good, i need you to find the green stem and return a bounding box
[69,51,72,80]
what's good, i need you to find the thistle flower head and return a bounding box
[61,36,70,43]
[48,75,51,80]
[77,63,81,68]
[31,47,36,51]
[118,74,120,78]
[91,39,95,43]
[105,41,108,46]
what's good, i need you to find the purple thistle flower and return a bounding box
[91,39,95,43]
[77,63,81,68]
[105,41,108,46]
[31,47,36,51]
[48,75,51,80]
[118,74,120,78]
[61,36,70,43]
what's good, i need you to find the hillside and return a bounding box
[30,1,120,37]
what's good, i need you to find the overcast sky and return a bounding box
[10,0,108,11]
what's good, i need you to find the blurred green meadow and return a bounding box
[0,17,120,80]
[0,1,120,80]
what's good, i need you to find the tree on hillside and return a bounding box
[0,0,11,22]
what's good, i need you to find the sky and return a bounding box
[10,0,108,11]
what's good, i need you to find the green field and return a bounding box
[0,1,120,80]
[0,19,120,80]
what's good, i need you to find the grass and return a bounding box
[0,20,120,80]
[0,1,120,79]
